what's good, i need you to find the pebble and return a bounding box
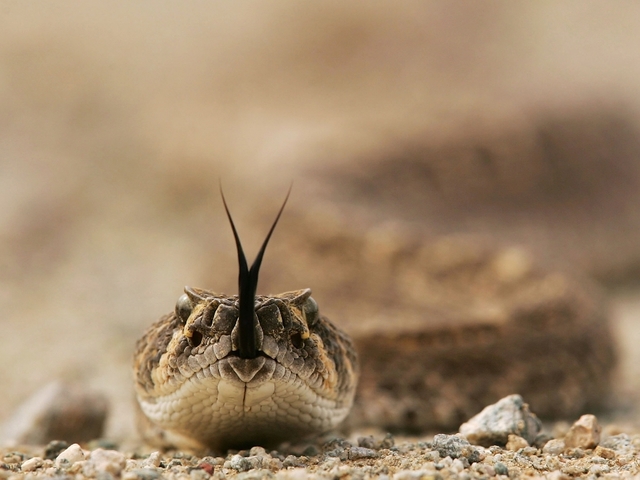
[348,446,378,459]
[505,434,529,451]
[432,434,482,463]
[283,454,305,467]
[20,456,43,471]
[142,451,162,468]
[54,443,86,468]
[494,461,508,475]
[225,454,253,471]
[83,448,127,476]
[357,435,376,449]
[564,414,601,449]
[542,438,566,455]
[459,394,542,446]
[593,445,616,459]
[600,433,634,454]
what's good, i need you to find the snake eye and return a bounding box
[175,293,193,323]
[303,296,319,326]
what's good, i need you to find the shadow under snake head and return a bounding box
[133,189,359,452]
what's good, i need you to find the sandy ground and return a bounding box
[2,2,640,454]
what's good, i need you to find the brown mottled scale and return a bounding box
[133,287,358,452]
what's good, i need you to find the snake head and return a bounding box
[133,187,359,451]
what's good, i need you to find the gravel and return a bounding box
[2,416,640,479]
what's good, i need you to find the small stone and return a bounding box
[245,456,262,469]
[424,451,439,462]
[225,454,252,472]
[358,435,376,449]
[542,438,566,455]
[2,453,23,464]
[357,433,394,450]
[494,461,508,475]
[142,452,162,468]
[564,414,601,449]
[324,447,347,461]
[20,457,43,472]
[348,447,378,459]
[459,394,542,447]
[564,447,586,459]
[451,458,465,472]
[481,465,496,476]
[432,434,481,463]
[83,449,126,476]
[54,443,85,468]
[505,434,529,451]
[601,433,634,454]
[282,455,302,467]
[593,445,616,459]
[249,446,267,457]
[263,457,283,470]
[198,461,215,475]
[379,433,395,449]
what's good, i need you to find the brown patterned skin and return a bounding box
[133,287,358,452]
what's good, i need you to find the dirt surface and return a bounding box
[3,3,640,478]
[3,423,640,479]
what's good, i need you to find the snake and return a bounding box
[132,189,359,452]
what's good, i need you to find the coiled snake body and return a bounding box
[133,192,359,451]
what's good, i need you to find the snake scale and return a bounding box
[133,190,358,452]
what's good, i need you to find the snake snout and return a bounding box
[227,356,267,382]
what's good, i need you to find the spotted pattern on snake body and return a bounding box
[132,190,359,452]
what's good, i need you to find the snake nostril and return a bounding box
[290,332,304,349]
[190,331,203,348]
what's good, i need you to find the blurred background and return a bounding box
[2,1,640,442]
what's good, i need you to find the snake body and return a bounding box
[133,192,359,451]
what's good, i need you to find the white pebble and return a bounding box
[55,443,86,468]
[143,451,162,468]
[21,457,43,472]
[249,446,267,457]
[451,458,465,472]
[543,439,566,455]
[84,449,127,476]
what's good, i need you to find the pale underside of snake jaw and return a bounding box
[133,287,358,452]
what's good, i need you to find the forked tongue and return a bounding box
[220,186,291,359]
